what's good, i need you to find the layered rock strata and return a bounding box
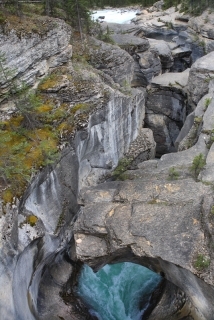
[0,22,155,320]
[1,7,214,320]
[0,18,72,100]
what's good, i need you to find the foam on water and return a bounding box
[91,9,138,24]
[77,262,161,320]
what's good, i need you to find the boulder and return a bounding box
[200,143,214,183]
[175,88,212,151]
[135,25,177,44]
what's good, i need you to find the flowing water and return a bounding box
[77,262,162,320]
[91,9,138,24]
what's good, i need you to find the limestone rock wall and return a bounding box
[0,19,72,99]
[0,148,79,320]
[76,88,146,189]
[0,20,153,318]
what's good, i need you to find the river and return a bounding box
[91,8,138,24]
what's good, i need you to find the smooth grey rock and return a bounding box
[151,68,190,88]
[175,88,214,151]
[158,133,209,172]
[175,14,190,23]
[200,143,214,183]
[73,177,214,319]
[111,34,149,52]
[188,52,214,109]
[206,39,214,53]
[76,88,146,189]
[145,113,179,156]
[148,39,174,71]
[172,47,190,58]
[100,22,140,35]
[201,95,214,132]
[136,25,177,44]
[20,148,79,242]
[175,111,195,150]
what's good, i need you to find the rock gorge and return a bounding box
[1,2,214,319]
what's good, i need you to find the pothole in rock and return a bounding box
[76,262,162,320]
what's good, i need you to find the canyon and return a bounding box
[1,1,214,319]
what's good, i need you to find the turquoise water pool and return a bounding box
[77,262,161,320]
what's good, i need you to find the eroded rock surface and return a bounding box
[188,51,214,109]
[145,69,189,156]
[0,19,154,320]
[0,18,72,100]
[1,5,214,320]
[74,164,214,320]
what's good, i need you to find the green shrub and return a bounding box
[194,254,210,271]
[194,116,202,124]
[204,97,212,110]
[168,167,179,180]
[211,206,214,215]
[189,153,206,180]
[112,157,132,180]
[0,12,6,24]
[26,215,38,227]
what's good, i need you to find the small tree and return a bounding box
[189,153,206,180]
